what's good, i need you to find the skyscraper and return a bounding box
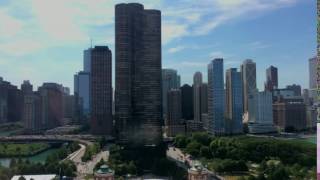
[74,71,90,115]
[193,72,202,122]
[247,90,276,134]
[180,84,193,121]
[90,46,112,135]
[38,83,64,129]
[207,59,225,135]
[115,3,162,144]
[166,89,184,137]
[265,66,278,91]
[23,93,41,132]
[162,69,180,119]
[226,68,243,134]
[84,48,92,73]
[241,59,256,113]
[21,80,33,95]
[200,83,208,114]
[309,57,317,89]
[200,83,208,130]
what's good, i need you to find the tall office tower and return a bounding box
[84,48,92,73]
[115,3,162,144]
[162,69,180,119]
[166,89,184,137]
[7,86,23,123]
[226,68,243,134]
[247,90,276,134]
[90,46,112,135]
[21,80,33,95]
[207,59,225,135]
[200,83,208,130]
[286,84,301,96]
[38,83,63,129]
[0,78,7,124]
[180,84,193,121]
[193,72,203,122]
[240,59,256,113]
[200,83,208,114]
[74,71,90,115]
[309,57,317,89]
[0,78,23,124]
[23,93,41,132]
[63,93,75,125]
[265,66,278,91]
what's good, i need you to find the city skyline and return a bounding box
[0,0,315,92]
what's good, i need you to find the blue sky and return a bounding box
[0,0,316,92]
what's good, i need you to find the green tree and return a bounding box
[185,141,201,157]
[199,146,211,158]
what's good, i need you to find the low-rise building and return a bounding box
[273,97,307,131]
[11,174,57,180]
[94,164,115,180]
[188,163,209,180]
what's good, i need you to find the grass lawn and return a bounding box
[0,143,50,157]
[223,175,249,180]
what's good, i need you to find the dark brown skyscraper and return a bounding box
[115,3,162,145]
[90,46,112,135]
[180,84,193,120]
[38,83,63,129]
[265,66,278,91]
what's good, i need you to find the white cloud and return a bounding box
[0,9,23,39]
[181,61,207,67]
[162,21,189,44]
[209,51,233,59]
[248,41,270,50]
[0,39,43,56]
[192,0,299,35]
[168,46,186,53]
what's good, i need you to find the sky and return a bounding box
[0,0,316,93]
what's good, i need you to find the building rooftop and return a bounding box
[11,174,57,180]
[96,164,114,174]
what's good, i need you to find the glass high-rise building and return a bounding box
[207,59,225,135]
[226,68,243,134]
[115,3,162,145]
[309,57,317,89]
[162,69,180,119]
[74,71,90,116]
[265,66,278,91]
[241,59,256,113]
[83,48,92,73]
[193,72,203,122]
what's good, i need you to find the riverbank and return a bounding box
[0,143,50,158]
